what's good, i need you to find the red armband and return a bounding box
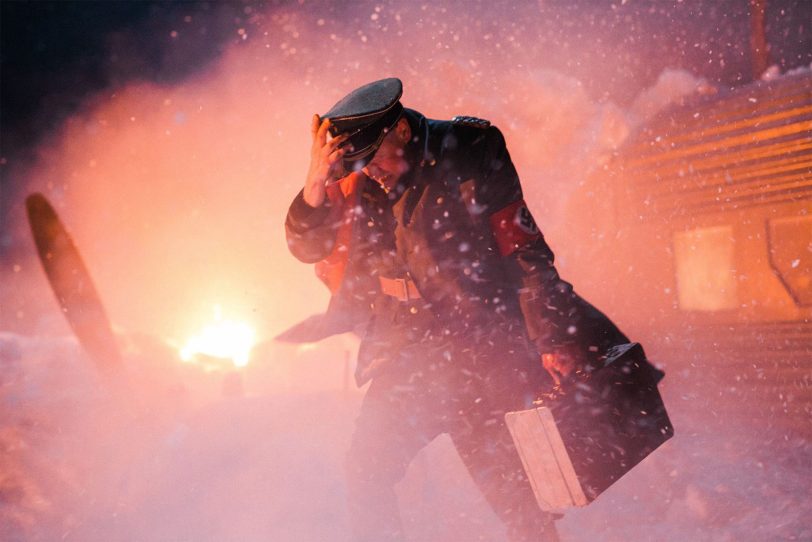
[489,199,541,256]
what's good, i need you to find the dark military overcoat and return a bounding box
[285,108,628,385]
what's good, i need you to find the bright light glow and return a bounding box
[180,305,256,368]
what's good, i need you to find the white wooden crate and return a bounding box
[505,406,589,512]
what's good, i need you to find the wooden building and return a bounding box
[568,72,811,435]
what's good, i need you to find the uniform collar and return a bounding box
[402,108,430,167]
[391,108,432,198]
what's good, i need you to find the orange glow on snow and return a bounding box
[180,305,256,368]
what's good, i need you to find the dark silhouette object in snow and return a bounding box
[26,193,121,369]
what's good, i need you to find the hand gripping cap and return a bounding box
[322,78,404,168]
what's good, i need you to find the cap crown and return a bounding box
[322,78,404,166]
[323,78,403,127]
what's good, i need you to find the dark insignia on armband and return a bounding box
[489,199,542,256]
[516,204,539,235]
[451,115,491,129]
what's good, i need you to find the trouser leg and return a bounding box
[450,408,560,542]
[447,340,560,542]
[345,373,443,542]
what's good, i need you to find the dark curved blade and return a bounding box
[26,193,121,369]
[274,313,343,343]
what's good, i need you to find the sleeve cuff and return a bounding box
[288,190,332,230]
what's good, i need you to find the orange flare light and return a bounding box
[180,305,256,368]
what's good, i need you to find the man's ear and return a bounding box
[396,117,411,143]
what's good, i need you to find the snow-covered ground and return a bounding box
[1,331,809,541]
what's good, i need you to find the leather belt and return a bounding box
[379,276,422,301]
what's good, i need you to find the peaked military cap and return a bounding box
[322,78,404,168]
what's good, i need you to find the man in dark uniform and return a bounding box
[283,78,628,542]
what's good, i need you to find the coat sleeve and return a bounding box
[472,126,585,352]
[284,189,339,263]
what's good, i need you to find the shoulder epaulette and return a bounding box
[451,115,491,129]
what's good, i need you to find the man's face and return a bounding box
[362,119,411,192]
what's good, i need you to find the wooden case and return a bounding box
[506,343,674,511]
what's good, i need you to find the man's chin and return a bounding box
[369,174,394,190]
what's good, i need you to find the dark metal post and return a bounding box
[749,0,769,79]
